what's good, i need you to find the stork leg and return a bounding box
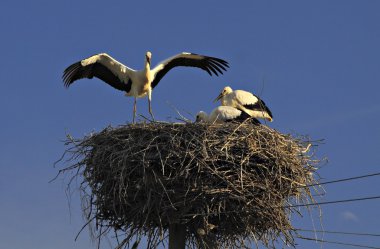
[132,97,137,123]
[148,97,155,121]
[148,90,155,121]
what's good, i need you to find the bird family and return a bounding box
[62,51,273,124]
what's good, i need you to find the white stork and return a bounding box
[213,86,273,122]
[196,106,260,124]
[62,52,229,122]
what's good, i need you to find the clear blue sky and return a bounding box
[1,1,380,248]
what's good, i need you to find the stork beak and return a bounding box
[146,56,151,65]
[213,93,223,103]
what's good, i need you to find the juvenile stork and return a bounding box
[62,52,229,122]
[214,86,273,122]
[196,106,260,124]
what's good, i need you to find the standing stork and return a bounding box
[213,86,273,122]
[196,106,260,124]
[62,52,229,122]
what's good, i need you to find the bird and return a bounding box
[213,86,273,122]
[196,106,260,124]
[62,52,229,123]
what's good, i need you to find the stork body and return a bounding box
[196,106,260,124]
[214,86,273,122]
[63,52,229,122]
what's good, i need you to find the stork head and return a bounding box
[195,111,208,123]
[213,86,233,103]
[145,51,152,65]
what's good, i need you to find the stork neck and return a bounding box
[144,60,151,72]
[221,97,227,106]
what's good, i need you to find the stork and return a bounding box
[196,106,260,124]
[62,52,229,122]
[213,86,273,122]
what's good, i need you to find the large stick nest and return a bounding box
[60,121,321,248]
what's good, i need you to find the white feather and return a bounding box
[81,53,135,83]
[196,106,243,123]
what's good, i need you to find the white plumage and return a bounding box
[196,106,260,124]
[63,51,229,122]
[214,86,273,122]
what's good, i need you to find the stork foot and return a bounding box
[149,111,155,122]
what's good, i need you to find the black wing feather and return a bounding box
[151,53,229,89]
[62,61,130,92]
[208,60,227,73]
[225,110,261,125]
[244,98,273,119]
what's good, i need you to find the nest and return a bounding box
[60,121,321,249]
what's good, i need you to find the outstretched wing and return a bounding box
[62,53,135,92]
[150,52,229,89]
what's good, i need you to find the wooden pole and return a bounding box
[204,237,218,249]
[199,234,218,249]
[169,223,186,249]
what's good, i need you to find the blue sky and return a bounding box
[1,0,380,248]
